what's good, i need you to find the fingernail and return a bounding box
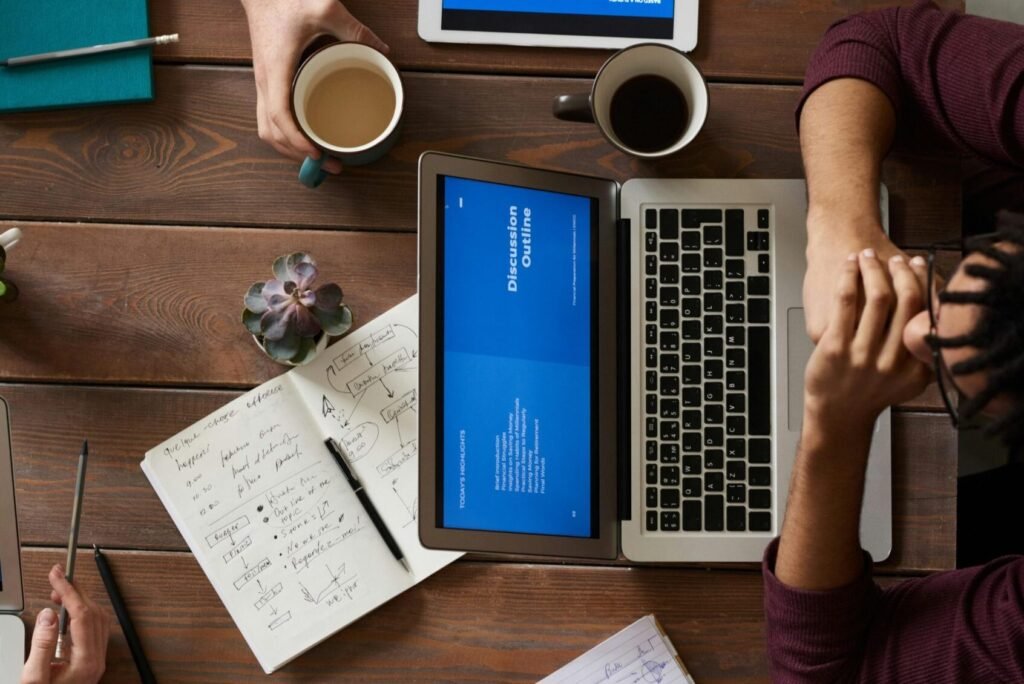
[890,255,904,263]
[862,248,876,258]
[38,608,56,627]
[910,255,926,266]
[51,564,62,576]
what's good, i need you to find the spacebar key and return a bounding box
[748,327,771,435]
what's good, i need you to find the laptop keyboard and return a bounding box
[642,206,773,534]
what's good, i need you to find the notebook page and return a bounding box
[142,373,419,673]
[289,295,461,578]
[539,615,694,684]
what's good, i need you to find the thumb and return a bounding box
[21,608,58,684]
[323,3,389,53]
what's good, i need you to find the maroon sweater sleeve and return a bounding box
[797,1,1024,166]
[762,538,1024,683]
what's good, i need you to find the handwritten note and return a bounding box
[539,615,694,684]
[142,296,461,673]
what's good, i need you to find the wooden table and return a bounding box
[0,1,963,681]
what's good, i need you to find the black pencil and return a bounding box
[94,545,157,684]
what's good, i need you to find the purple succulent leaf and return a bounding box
[284,252,315,282]
[244,283,268,314]
[289,337,320,365]
[292,304,322,338]
[260,305,295,341]
[283,281,297,295]
[313,304,353,336]
[266,294,293,311]
[293,261,318,290]
[313,283,343,311]
[272,255,290,281]
[264,330,301,362]
[242,308,263,335]
[262,279,288,300]
[298,290,317,307]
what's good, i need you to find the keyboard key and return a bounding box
[660,375,680,396]
[646,324,657,345]
[703,225,723,245]
[726,348,745,369]
[726,371,745,391]
[647,510,658,531]
[758,253,770,273]
[660,241,679,261]
[704,248,723,268]
[646,394,657,415]
[646,440,658,460]
[749,438,771,463]
[726,439,745,460]
[725,208,744,230]
[725,210,744,257]
[661,511,681,532]
[661,488,681,509]
[682,321,701,340]
[727,483,746,503]
[704,337,723,357]
[660,264,680,284]
[682,455,701,475]
[646,301,658,322]
[727,461,746,481]
[726,259,745,278]
[646,231,657,252]
[682,410,701,430]
[682,478,701,498]
[646,487,658,507]
[704,315,723,335]
[646,370,657,391]
[660,398,680,418]
[704,449,724,469]
[726,303,745,324]
[660,353,679,374]
[749,466,771,487]
[660,209,679,234]
[705,472,724,492]
[703,270,723,290]
[682,208,722,227]
[726,281,744,301]
[704,427,724,447]
[750,511,772,532]
[661,443,680,463]
[727,505,746,531]
[683,501,702,531]
[757,232,769,251]
[646,417,657,437]
[749,327,771,435]
[646,348,658,369]
[680,231,701,251]
[750,489,771,509]
[681,343,700,363]
[646,463,658,484]
[704,382,723,402]
[704,360,723,380]
[682,433,701,452]
[661,465,680,486]
[682,387,701,407]
[726,394,745,413]
[704,404,723,425]
[646,278,658,298]
[660,420,680,441]
[749,299,770,324]
[660,331,679,351]
[705,495,724,531]
[747,232,759,251]
[748,276,769,295]
[703,292,723,312]
[726,326,745,346]
[682,299,700,318]
[681,275,700,295]
[660,286,680,306]
[645,208,657,229]
[683,366,702,385]
[682,253,701,272]
[660,308,679,329]
[757,208,770,228]
[726,416,746,435]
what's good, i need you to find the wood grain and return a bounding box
[5,382,955,572]
[0,67,961,244]
[150,0,962,82]
[18,548,768,682]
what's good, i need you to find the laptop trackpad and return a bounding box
[786,308,814,432]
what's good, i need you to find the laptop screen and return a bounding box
[437,175,599,538]
[440,0,675,39]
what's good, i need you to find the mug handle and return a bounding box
[552,93,594,123]
[299,156,329,188]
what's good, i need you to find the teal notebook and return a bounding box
[0,0,153,112]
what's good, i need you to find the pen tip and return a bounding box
[93,544,99,553]
[82,440,88,455]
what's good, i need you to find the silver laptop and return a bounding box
[0,398,25,679]
[418,154,892,563]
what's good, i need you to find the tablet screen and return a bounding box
[438,175,598,538]
[441,0,674,39]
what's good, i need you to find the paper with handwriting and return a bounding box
[539,615,694,684]
[142,295,460,673]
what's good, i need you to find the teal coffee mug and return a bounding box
[293,43,404,188]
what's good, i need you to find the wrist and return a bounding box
[806,205,885,244]
[802,398,877,451]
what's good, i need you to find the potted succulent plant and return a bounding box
[243,252,353,365]
[0,228,20,303]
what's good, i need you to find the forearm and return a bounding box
[775,408,873,590]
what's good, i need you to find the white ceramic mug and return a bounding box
[553,43,709,158]
[293,43,404,188]
[0,228,21,252]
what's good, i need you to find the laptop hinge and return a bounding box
[615,217,631,521]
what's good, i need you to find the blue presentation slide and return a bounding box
[442,176,594,538]
[442,0,673,20]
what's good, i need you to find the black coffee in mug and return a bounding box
[609,75,689,153]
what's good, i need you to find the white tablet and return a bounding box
[418,0,698,52]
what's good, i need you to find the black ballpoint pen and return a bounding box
[94,545,157,684]
[324,438,412,573]
[54,440,88,663]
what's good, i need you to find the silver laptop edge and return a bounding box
[0,397,23,612]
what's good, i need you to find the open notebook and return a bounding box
[142,295,460,673]
[541,615,694,684]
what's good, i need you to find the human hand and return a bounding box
[803,250,932,436]
[803,215,907,343]
[20,565,110,684]
[241,0,389,174]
